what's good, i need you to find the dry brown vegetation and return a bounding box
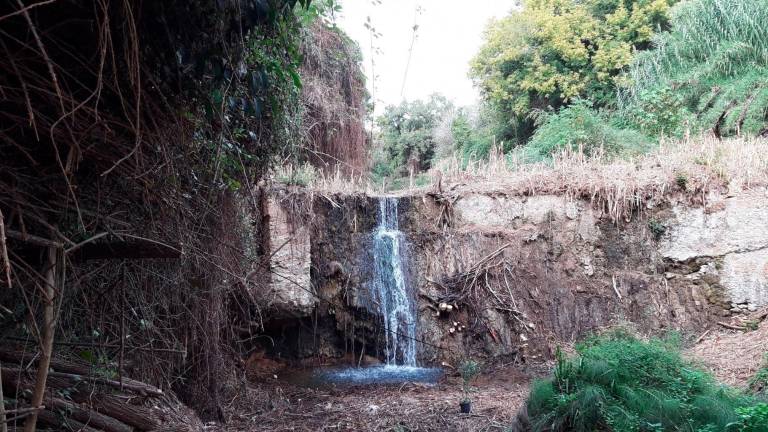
[687,308,768,388]
[299,22,368,175]
[295,136,768,222]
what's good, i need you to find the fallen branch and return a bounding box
[716,321,746,331]
[4,230,62,249]
[695,329,710,344]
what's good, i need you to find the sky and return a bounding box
[336,0,517,113]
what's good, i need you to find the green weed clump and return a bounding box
[526,330,765,432]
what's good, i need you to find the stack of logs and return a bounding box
[0,350,165,432]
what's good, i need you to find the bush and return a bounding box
[525,330,761,432]
[525,101,650,159]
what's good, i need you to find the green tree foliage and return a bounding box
[525,330,766,432]
[620,0,768,138]
[470,0,678,144]
[450,104,511,161]
[373,94,453,177]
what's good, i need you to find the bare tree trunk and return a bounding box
[0,360,7,432]
[23,245,58,432]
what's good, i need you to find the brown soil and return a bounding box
[214,364,539,432]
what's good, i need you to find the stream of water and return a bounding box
[300,197,441,387]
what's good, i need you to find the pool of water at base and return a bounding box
[282,365,444,389]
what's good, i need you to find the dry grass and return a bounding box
[271,163,378,195]
[278,136,768,221]
[433,136,768,220]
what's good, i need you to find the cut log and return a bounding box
[1,369,160,431]
[0,353,164,397]
[69,394,159,431]
[47,371,163,397]
[35,409,102,432]
[44,397,132,432]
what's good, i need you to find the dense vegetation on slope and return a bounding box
[521,331,768,432]
[620,0,768,138]
[300,18,369,175]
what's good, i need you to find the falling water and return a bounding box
[298,197,443,387]
[372,197,417,366]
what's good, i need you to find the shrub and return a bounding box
[525,101,650,158]
[731,404,768,432]
[525,330,760,432]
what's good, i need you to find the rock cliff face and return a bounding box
[255,186,768,365]
[659,189,768,310]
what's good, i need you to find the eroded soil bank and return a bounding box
[254,186,768,367]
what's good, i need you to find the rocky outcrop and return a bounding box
[256,191,315,318]
[660,189,768,309]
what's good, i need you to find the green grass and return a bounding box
[525,329,766,432]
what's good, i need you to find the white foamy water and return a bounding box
[372,197,417,366]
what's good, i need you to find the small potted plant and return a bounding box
[458,359,480,413]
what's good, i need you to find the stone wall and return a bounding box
[255,190,315,319]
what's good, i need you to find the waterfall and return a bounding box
[372,197,417,366]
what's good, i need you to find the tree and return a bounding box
[470,0,678,144]
[374,94,453,177]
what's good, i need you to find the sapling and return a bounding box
[458,359,480,413]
